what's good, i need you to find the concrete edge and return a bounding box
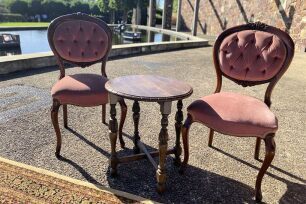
[0,156,158,204]
[0,25,209,75]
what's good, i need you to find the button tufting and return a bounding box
[87,40,91,44]
[73,39,77,43]
[94,51,98,56]
[262,70,266,74]
[81,51,84,56]
[257,55,261,59]
[246,67,250,72]
[230,66,234,70]
[80,27,83,31]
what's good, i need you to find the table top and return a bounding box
[105,75,193,102]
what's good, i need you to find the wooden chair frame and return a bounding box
[180,22,294,201]
[48,13,127,158]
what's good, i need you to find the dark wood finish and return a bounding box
[51,99,61,158]
[208,129,214,147]
[254,138,261,160]
[132,101,141,154]
[106,75,192,193]
[118,100,127,148]
[48,13,127,158]
[105,75,193,102]
[179,113,193,173]
[102,104,106,124]
[181,22,294,201]
[255,134,275,202]
[138,141,158,169]
[174,100,183,165]
[156,108,169,193]
[118,148,176,164]
[63,105,68,128]
[109,103,119,176]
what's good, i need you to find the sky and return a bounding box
[157,0,164,9]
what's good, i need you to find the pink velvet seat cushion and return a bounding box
[187,92,278,138]
[51,74,108,106]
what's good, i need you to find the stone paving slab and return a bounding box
[0,47,305,203]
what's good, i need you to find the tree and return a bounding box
[28,0,44,16]
[9,0,29,16]
[97,0,109,13]
[0,3,9,14]
[89,2,101,15]
[70,0,90,14]
[42,0,69,20]
[97,0,119,23]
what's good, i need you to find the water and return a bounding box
[0,28,180,57]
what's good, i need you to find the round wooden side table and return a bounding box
[105,74,193,193]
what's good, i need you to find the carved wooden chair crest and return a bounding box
[180,22,294,201]
[48,13,127,158]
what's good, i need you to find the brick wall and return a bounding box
[181,0,306,51]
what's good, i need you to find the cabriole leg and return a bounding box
[208,128,214,147]
[63,104,68,128]
[179,114,193,173]
[51,99,61,158]
[255,133,275,202]
[102,104,106,124]
[255,138,261,160]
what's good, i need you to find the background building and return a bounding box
[180,0,306,51]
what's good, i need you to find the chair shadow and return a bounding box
[66,127,110,157]
[57,127,305,203]
[211,146,306,204]
[58,155,102,186]
[105,132,255,203]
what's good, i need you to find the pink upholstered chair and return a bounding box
[48,13,127,158]
[180,22,294,201]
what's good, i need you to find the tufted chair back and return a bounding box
[213,22,294,106]
[48,13,112,76]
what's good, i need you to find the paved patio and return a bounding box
[0,47,305,203]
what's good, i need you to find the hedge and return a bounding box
[0,13,25,22]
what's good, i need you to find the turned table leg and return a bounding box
[174,100,183,165]
[132,101,141,154]
[108,94,119,176]
[156,101,171,193]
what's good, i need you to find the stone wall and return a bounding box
[181,0,306,51]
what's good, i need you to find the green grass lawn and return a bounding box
[0,22,49,27]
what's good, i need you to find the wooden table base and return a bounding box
[108,94,186,193]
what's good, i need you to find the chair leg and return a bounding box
[254,138,261,160]
[63,104,68,128]
[102,104,106,125]
[208,128,214,147]
[118,99,127,148]
[255,133,275,202]
[51,99,62,159]
[179,114,193,174]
